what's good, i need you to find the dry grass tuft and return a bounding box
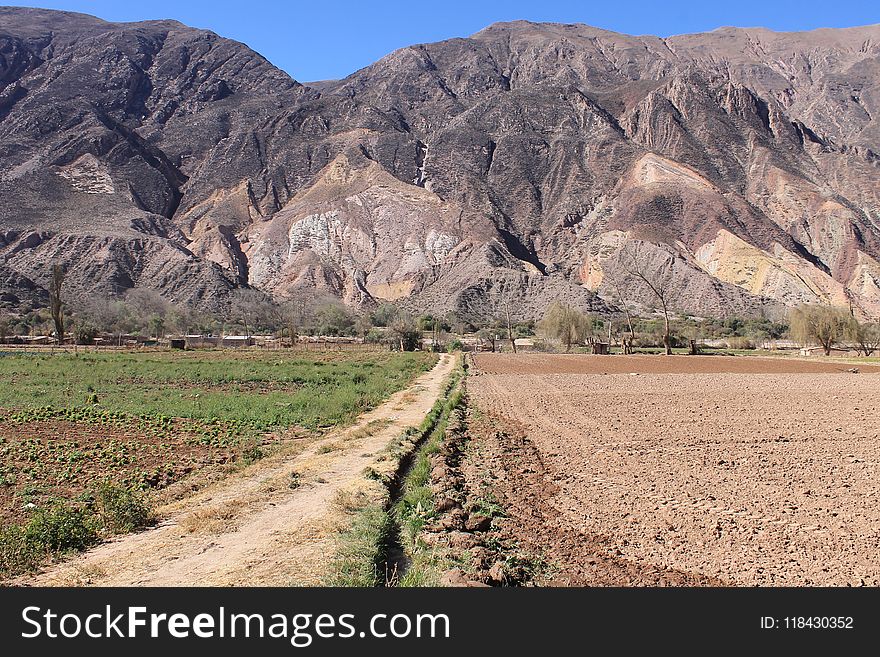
[178,500,245,534]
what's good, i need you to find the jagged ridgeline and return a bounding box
[1,8,878,319]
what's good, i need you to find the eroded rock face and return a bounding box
[0,8,878,318]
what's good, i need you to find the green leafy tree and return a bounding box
[354,313,373,341]
[313,301,355,336]
[370,303,399,328]
[73,321,98,345]
[388,312,421,351]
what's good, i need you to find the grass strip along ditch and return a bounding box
[326,354,467,586]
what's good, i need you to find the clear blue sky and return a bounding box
[8,1,880,81]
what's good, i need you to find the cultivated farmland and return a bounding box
[462,354,880,586]
[0,349,437,578]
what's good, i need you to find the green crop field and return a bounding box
[0,349,437,431]
[0,348,437,576]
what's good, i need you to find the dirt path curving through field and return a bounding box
[19,354,455,587]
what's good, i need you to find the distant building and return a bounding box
[220,335,255,348]
[798,346,850,356]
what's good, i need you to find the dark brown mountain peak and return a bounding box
[1,8,879,321]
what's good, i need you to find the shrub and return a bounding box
[530,339,556,353]
[0,489,154,578]
[0,525,41,576]
[364,328,385,344]
[447,339,464,353]
[726,336,756,350]
[240,442,264,465]
[513,321,536,338]
[74,322,99,345]
[97,484,150,533]
[23,504,98,553]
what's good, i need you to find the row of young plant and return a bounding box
[4,406,249,447]
[325,355,466,587]
[390,383,466,586]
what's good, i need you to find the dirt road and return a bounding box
[469,354,880,586]
[21,354,454,586]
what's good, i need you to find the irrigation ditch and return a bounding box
[326,353,543,587]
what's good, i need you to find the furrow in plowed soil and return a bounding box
[468,354,880,586]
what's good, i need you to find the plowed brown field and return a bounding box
[474,353,880,375]
[469,354,880,586]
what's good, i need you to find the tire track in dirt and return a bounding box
[18,355,456,587]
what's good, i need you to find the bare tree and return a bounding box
[789,304,853,356]
[78,297,135,347]
[617,242,674,355]
[230,289,272,338]
[49,264,65,346]
[503,301,517,354]
[271,295,315,347]
[606,274,636,354]
[125,289,171,338]
[846,318,880,357]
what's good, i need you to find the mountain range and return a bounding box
[1,6,879,320]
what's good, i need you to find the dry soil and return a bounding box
[469,353,880,586]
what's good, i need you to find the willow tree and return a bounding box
[847,319,880,357]
[539,302,590,352]
[789,304,853,356]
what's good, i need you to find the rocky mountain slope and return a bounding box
[1,7,878,319]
